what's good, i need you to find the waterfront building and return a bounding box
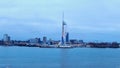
[79,40,84,44]
[48,38,53,45]
[43,36,47,44]
[0,40,4,45]
[70,39,78,44]
[53,40,60,45]
[3,34,11,44]
[29,38,40,44]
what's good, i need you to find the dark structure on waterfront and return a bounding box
[66,32,69,43]
[43,36,47,44]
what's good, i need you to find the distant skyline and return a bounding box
[0,0,120,42]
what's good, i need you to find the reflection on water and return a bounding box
[60,49,68,68]
[6,65,11,68]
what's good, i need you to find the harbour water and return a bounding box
[0,46,120,68]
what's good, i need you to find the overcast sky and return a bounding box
[0,0,120,42]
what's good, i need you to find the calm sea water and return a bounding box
[0,46,120,68]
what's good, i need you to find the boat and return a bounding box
[57,45,73,48]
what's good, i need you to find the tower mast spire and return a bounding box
[62,12,64,22]
[62,12,65,45]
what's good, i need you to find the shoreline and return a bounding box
[0,44,119,49]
